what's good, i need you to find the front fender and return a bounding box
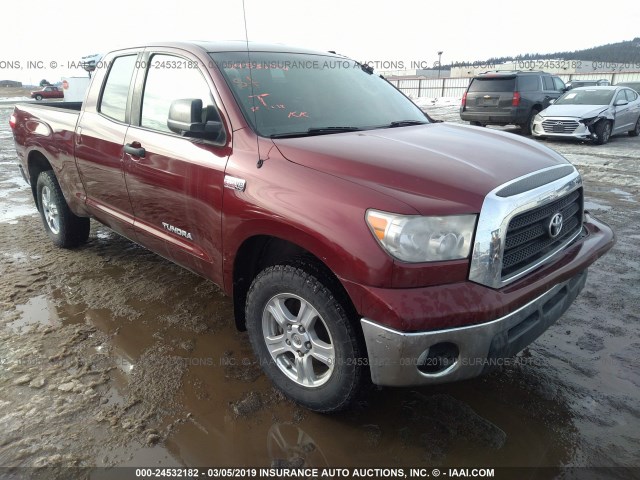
[220,149,417,294]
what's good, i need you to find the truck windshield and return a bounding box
[210,52,427,137]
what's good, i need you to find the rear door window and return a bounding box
[517,76,540,92]
[542,77,555,90]
[100,55,137,123]
[468,78,515,92]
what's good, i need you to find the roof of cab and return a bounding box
[139,40,339,56]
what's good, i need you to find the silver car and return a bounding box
[532,86,640,144]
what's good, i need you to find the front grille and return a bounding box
[542,119,579,134]
[502,188,583,279]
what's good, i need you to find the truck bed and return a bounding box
[12,102,85,211]
[18,101,83,111]
[13,102,82,138]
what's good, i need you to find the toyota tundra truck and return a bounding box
[9,41,614,412]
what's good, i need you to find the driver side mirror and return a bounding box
[614,99,628,107]
[168,98,226,144]
[549,99,556,104]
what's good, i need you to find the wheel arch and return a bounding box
[27,150,54,207]
[230,234,358,333]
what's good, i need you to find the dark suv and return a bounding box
[460,71,566,135]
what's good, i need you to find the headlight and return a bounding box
[534,113,544,122]
[366,210,477,262]
[579,116,598,126]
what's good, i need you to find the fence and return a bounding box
[387,71,640,99]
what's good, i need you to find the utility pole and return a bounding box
[437,51,443,78]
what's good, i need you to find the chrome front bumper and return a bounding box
[361,270,587,386]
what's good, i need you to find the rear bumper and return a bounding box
[362,270,587,386]
[460,107,527,125]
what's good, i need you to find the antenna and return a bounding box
[241,0,263,168]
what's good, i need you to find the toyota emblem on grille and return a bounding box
[548,213,564,238]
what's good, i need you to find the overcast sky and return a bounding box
[2,0,639,84]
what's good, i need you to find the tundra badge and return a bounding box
[162,222,193,240]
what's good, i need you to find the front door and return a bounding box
[122,51,230,283]
[612,89,632,133]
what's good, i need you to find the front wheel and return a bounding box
[245,264,365,412]
[35,94,43,101]
[36,171,90,248]
[629,116,640,137]
[594,120,612,145]
[520,108,540,136]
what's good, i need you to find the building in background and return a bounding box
[0,80,22,88]
[382,59,640,101]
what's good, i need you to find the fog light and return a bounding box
[417,342,459,375]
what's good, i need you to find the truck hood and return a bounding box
[540,104,608,119]
[272,123,570,215]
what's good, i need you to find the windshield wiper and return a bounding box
[271,126,361,138]
[307,126,361,134]
[388,120,429,127]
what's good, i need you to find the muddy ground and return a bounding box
[0,103,639,478]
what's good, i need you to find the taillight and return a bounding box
[461,91,467,107]
[9,114,16,129]
[512,91,521,107]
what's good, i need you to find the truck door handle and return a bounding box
[124,143,145,158]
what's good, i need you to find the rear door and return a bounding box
[462,76,516,115]
[625,89,640,127]
[122,49,230,283]
[75,51,141,239]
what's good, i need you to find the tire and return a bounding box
[245,264,365,412]
[594,120,612,145]
[520,108,540,136]
[469,121,485,127]
[35,95,43,101]
[629,116,640,137]
[36,171,90,248]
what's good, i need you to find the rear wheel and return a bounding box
[36,171,90,248]
[629,116,640,137]
[594,120,612,145]
[469,121,485,127]
[245,264,365,412]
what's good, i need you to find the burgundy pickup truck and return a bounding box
[30,85,64,101]
[10,41,614,412]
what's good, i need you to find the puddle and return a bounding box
[7,293,86,333]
